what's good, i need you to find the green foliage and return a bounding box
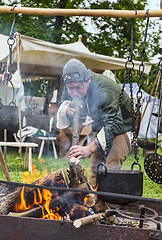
[0,0,161,94]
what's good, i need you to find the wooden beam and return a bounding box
[0,6,162,18]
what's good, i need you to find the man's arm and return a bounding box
[69,140,98,159]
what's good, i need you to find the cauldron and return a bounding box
[0,104,19,131]
[96,163,143,205]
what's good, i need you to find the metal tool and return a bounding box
[144,77,162,184]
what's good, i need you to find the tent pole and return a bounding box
[16,33,22,158]
[0,6,161,18]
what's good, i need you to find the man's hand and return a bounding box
[66,101,75,117]
[69,141,98,159]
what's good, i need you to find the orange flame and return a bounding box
[17,166,62,220]
[83,197,89,209]
[14,186,62,220]
[95,183,98,191]
[40,189,62,220]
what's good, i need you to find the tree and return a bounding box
[0,0,161,93]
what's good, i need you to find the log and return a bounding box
[0,147,12,182]
[9,206,42,218]
[72,96,82,146]
[0,169,68,214]
[69,203,89,221]
[68,157,93,189]
[9,191,81,219]
[77,183,96,208]
[68,158,96,208]
[0,6,161,18]
[73,212,105,228]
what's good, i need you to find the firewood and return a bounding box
[0,169,68,215]
[68,157,96,208]
[73,212,105,228]
[71,96,83,146]
[9,191,81,219]
[69,203,87,221]
[8,206,42,218]
[68,157,93,190]
[77,183,96,208]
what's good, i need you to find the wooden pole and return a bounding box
[0,6,161,18]
[16,33,22,158]
[0,148,12,181]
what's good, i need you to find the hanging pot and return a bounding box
[137,139,158,150]
[96,162,143,205]
[0,103,19,131]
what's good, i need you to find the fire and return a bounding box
[95,184,98,191]
[14,186,62,220]
[15,165,63,220]
[41,189,62,220]
[83,197,89,209]
[22,165,48,184]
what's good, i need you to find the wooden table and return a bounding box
[0,142,38,172]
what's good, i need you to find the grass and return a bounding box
[0,146,162,199]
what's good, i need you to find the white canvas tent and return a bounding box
[124,82,160,139]
[0,33,153,79]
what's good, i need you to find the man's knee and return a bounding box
[106,133,131,169]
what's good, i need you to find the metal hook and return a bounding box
[9,13,18,39]
[145,9,149,18]
[11,5,16,11]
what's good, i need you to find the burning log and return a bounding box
[67,158,118,223]
[9,191,85,220]
[0,169,68,215]
[68,157,96,208]
[68,157,93,189]
[69,203,92,221]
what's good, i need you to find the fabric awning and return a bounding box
[0,33,153,78]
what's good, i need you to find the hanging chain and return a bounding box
[127,18,140,163]
[5,13,18,105]
[103,19,135,164]
[136,10,150,131]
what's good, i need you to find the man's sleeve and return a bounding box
[56,101,71,129]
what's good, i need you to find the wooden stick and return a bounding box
[9,206,42,218]
[18,102,22,158]
[0,148,12,182]
[16,34,22,158]
[0,6,161,18]
[73,212,105,228]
